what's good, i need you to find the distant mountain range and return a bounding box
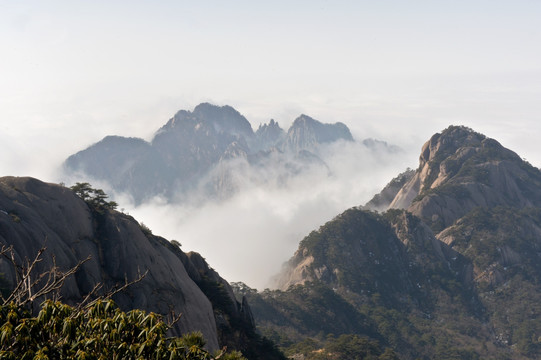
[64,103,398,204]
[235,126,541,359]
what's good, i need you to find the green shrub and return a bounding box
[0,299,246,360]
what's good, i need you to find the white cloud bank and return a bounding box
[123,140,414,290]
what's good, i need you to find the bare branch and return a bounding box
[78,269,148,311]
[107,269,148,299]
[20,255,92,306]
[75,282,104,311]
[2,245,150,320]
[166,309,183,328]
[213,347,228,359]
[0,245,13,261]
[1,246,91,307]
[2,246,46,305]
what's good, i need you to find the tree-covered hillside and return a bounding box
[235,209,488,360]
[236,126,541,359]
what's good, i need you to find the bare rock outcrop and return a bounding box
[389,126,486,209]
[388,126,541,231]
[363,168,415,212]
[272,253,316,290]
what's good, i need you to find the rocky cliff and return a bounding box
[0,176,287,359]
[388,126,541,229]
[362,168,415,212]
[0,176,229,351]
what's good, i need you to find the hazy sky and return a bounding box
[2,1,541,287]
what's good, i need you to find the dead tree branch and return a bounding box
[0,245,91,307]
[76,268,149,311]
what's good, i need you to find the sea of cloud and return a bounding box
[7,93,541,290]
[114,139,416,290]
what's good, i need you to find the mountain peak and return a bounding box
[388,125,541,231]
[254,119,285,151]
[292,114,317,124]
[419,126,485,169]
[163,103,254,139]
[285,114,353,152]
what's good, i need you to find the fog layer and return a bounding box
[120,139,413,289]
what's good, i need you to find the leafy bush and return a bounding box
[0,299,245,360]
[140,222,153,237]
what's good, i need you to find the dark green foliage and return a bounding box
[197,277,234,315]
[233,281,416,358]
[440,206,541,357]
[323,334,398,360]
[0,299,246,359]
[242,282,379,343]
[196,278,286,360]
[299,209,410,302]
[283,334,399,360]
[235,206,496,359]
[433,342,480,360]
[139,222,153,237]
[283,337,320,357]
[513,320,541,356]
[447,206,541,278]
[70,182,118,213]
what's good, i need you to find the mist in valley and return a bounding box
[77,134,415,290]
[5,100,541,290]
[5,103,541,290]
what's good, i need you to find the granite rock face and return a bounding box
[387,126,541,230]
[363,168,415,212]
[0,176,220,350]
